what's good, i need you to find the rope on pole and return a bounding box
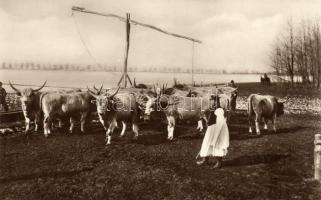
[72,12,99,66]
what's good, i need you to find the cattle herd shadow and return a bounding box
[229,124,308,141]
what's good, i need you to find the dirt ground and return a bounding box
[0,83,321,200]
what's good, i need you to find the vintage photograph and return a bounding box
[0,0,321,199]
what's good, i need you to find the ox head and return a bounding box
[88,87,120,115]
[141,85,164,120]
[9,81,46,116]
[276,97,288,116]
[143,92,158,118]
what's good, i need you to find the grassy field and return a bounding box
[0,83,321,200]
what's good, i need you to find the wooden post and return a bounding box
[314,134,321,181]
[123,13,131,88]
[0,135,5,175]
[191,41,195,86]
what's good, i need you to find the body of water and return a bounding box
[0,69,260,91]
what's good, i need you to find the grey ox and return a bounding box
[247,94,286,135]
[40,90,95,137]
[9,81,47,134]
[144,88,220,140]
[88,87,142,145]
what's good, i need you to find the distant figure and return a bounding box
[229,80,237,88]
[0,82,8,112]
[261,74,271,86]
[264,73,268,79]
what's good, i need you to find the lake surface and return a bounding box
[0,69,260,91]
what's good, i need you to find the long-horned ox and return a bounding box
[88,87,142,145]
[9,81,47,134]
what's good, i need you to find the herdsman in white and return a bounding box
[196,106,230,168]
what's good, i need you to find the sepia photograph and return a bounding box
[0,0,321,199]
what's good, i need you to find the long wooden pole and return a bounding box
[123,13,131,88]
[191,41,195,85]
[116,13,132,88]
[71,6,201,44]
[72,6,202,88]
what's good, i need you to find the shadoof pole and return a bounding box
[71,6,202,88]
[314,134,321,181]
[191,41,195,86]
[117,13,132,88]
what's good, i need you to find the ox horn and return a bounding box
[108,87,120,98]
[93,84,103,95]
[153,84,157,94]
[87,86,99,98]
[97,84,103,94]
[163,83,168,94]
[93,84,98,91]
[9,81,21,95]
[162,84,165,94]
[133,77,137,88]
[33,81,47,92]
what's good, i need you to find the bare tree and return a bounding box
[270,18,321,88]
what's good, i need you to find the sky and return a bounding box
[1,0,321,72]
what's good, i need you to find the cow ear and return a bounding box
[91,100,96,104]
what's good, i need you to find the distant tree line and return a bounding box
[270,18,321,88]
[0,62,258,74]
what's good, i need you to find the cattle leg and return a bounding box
[35,123,39,133]
[43,116,52,137]
[35,114,42,133]
[167,116,175,140]
[120,121,127,137]
[132,123,139,139]
[272,114,277,133]
[248,115,253,134]
[80,112,88,134]
[24,117,31,134]
[255,114,261,135]
[262,118,268,130]
[69,117,76,133]
[58,119,63,129]
[106,121,117,145]
[196,120,204,132]
[98,115,109,136]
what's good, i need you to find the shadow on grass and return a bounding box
[0,166,94,184]
[136,132,167,145]
[224,153,289,167]
[230,125,307,141]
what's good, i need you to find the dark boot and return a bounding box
[212,157,222,169]
[196,157,208,165]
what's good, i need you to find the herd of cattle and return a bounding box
[8,81,287,145]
